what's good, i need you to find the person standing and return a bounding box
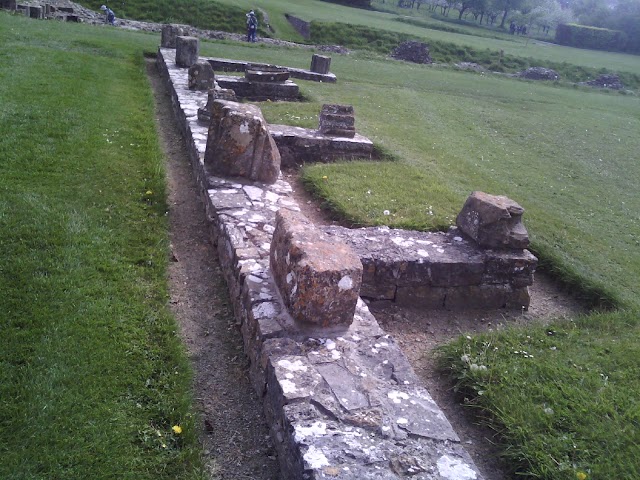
[100,5,116,25]
[246,10,258,42]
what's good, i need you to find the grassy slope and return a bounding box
[210,0,640,75]
[0,14,203,479]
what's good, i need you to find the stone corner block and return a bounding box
[456,191,530,249]
[204,100,281,184]
[270,209,362,327]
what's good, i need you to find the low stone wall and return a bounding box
[207,56,337,83]
[157,47,484,480]
[215,74,300,101]
[323,226,536,309]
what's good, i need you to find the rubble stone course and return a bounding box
[323,225,536,309]
[157,47,485,479]
[207,56,337,83]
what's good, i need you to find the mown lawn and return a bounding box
[0,14,204,479]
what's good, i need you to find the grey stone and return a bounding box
[270,209,362,327]
[269,124,373,168]
[316,363,369,411]
[188,60,215,91]
[456,191,530,249]
[175,36,199,68]
[319,104,356,138]
[216,75,300,102]
[207,56,337,83]
[204,100,281,184]
[160,24,184,48]
[310,54,331,74]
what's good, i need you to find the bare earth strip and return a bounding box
[146,59,280,480]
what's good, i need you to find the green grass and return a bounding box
[0,14,203,479]
[436,311,640,479]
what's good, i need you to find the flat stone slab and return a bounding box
[270,124,373,167]
[207,56,337,83]
[157,47,485,480]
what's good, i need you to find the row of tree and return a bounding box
[370,0,640,52]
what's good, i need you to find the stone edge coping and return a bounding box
[270,123,374,145]
[207,56,338,83]
[157,47,485,480]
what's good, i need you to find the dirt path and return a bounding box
[147,61,586,480]
[146,60,280,480]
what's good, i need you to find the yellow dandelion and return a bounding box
[145,190,153,196]
[172,425,183,435]
[576,472,587,480]
[322,176,328,180]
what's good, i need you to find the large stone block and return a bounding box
[161,24,184,48]
[175,36,199,68]
[310,54,331,74]
[188,60,215,91]
[270,209,362,327]
[318,104,356,138]
[456,191,530,249]
[204,100,281,184]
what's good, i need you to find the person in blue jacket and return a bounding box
[100,5,116,25]
[246,10,258,42]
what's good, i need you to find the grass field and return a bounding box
[0,14,204,479]
[3,1,640,477]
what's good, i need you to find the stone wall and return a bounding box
[157,47,485,480]
[323,226,536,309]
[285,13,310,40]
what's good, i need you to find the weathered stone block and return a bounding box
[270,209,362,327]
[197,84,237,123]
[319,104,356,138]
[175,36,199,68]
[396,286,447,308]
[29,5,42,18]
[456,191,530,249]
[483,249,537,287]
[204,100,281,184]
[215,75,299,102]
[310,54,331,74]
[160,24,184,48]
[188,60,215,91]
